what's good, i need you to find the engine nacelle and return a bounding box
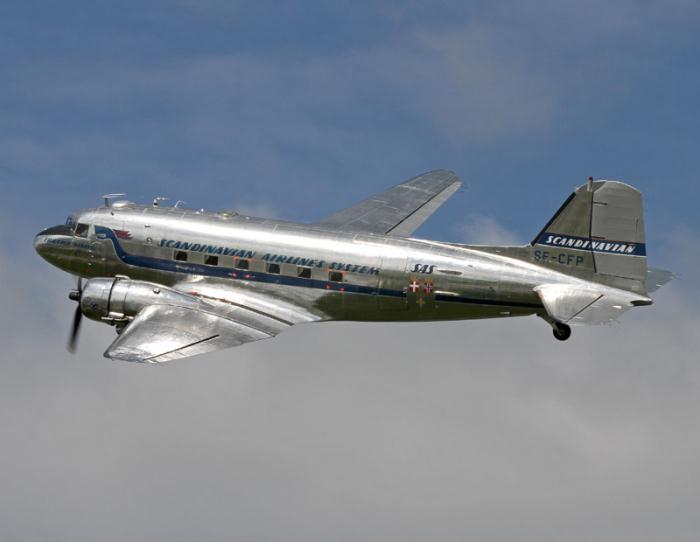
[79,277,201,323]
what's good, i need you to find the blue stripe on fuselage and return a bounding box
[95,226,396,297]
[94,226,541,309]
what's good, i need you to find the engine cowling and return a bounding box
[79,277,201,323]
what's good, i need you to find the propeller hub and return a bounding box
[69,290,81,302]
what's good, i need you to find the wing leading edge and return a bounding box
[314,169,462,237]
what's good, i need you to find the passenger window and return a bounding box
[328,271,343,283]
[174,251,188,262]
[267,263,281,274]
[75,223,89,238]
[235,258,250,270]
[204,255,218,266]
[297,267,311,279]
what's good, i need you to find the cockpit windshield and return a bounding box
[65,216,77,230]
[74,223,89,238]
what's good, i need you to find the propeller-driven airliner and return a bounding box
[34,171,671,363]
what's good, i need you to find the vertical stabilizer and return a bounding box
[530,180,647,294]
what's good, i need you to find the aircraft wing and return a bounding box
[534,283,652,326]
[104,282,319,363]
[314,169,462,237]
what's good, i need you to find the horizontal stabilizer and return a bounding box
[534,283,652,326]
[646,267,675,293]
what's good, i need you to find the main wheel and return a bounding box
[552,323,572,341]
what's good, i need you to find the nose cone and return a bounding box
[34,224,74,261]
[33,233,45,256]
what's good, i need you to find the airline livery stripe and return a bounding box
[95,227,542,310]
[535,233,646,256]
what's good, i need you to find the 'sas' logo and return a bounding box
[411,264,436,274]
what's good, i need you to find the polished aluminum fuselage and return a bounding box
[34,203,591,322]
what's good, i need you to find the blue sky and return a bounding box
[2,3,700,541]
[2,1,699,251]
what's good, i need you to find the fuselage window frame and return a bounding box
[174,250,188,262]
[234,258,250,270]
[328,271,344,283]
[266,263,281,274]
[204,255,219,266]
[297,266,312,279]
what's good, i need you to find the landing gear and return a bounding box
[537,313,573,342]
[552,322,571,341]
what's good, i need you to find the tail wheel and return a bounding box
[552,323,572,341]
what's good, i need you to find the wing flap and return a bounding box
[314,169,462,236]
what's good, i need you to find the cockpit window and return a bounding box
[75,223,89,238]
[65,216,76,229]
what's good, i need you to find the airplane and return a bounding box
[33,170,672,363]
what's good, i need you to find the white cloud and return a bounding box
[3,228,700,541]
[458,214,523,245]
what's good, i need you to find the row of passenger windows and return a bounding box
[63,223,346,284]
[174,251,251,270]
[173,250,345,282]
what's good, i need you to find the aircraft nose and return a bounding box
[34,224,73,256]
[34,231,47,256]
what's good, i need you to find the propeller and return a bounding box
[67,277,83,353]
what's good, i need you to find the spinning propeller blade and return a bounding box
[67,277,83,353]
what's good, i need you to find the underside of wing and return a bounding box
[104,281,318,363]
[105,304,278,362]
[534,283,652,326]
[314,169,462,237]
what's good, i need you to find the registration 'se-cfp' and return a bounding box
[34,171,672,363]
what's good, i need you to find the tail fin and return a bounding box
[530,179,647,295]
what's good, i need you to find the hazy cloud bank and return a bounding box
[1,226,699,541]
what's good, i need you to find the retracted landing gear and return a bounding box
[552,322,571,341]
